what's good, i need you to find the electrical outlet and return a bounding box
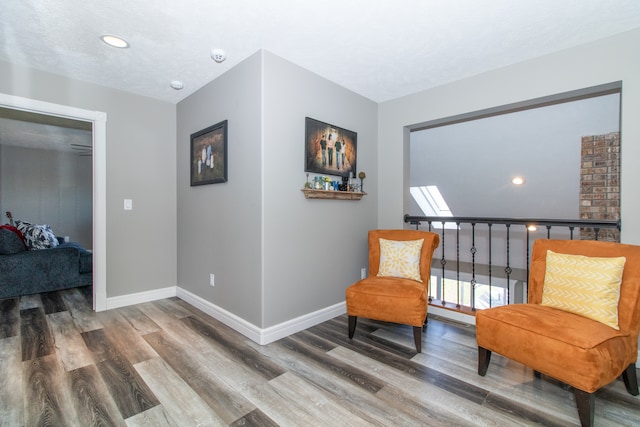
[361,267,367,280]
[210,273,215,287]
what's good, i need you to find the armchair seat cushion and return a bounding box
[346,276,427,326]
[477,303,635,393]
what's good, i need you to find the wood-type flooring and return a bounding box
[1,286,639,426]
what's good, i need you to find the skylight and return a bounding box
[410,185,456,229]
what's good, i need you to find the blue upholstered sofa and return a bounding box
[0,226,92,299]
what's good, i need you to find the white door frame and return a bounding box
[0,93,107,311]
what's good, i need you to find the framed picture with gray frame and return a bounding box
[190,120,228,186]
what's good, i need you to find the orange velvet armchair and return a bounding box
[346,229,439,352]
[476,239,640,427]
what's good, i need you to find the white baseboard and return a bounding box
[428,305,476,325]
[106,286,177,310]
[176,286,346,345]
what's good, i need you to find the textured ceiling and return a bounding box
[2,0,640,106]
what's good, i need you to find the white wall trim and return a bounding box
[0,93,107,311]
[106,286,177,310]
[429,306,476,325]
[177,287,346,345]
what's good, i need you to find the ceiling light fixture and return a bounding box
[210,48,226,63]
[170,80,184,90]
[512,177,525,185]
[527,225,537,231]
[101,35,130,48]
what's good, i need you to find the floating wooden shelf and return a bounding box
[301,188,366,200]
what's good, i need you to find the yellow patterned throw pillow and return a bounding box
[541,250,626,330]
[377,238,424,282]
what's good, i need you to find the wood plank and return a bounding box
[68,364,127,426]
[124,405,178,427]
[94,355,159,419]
[0,336,23,425]
[19,293,42,310]
[229,408,279,427]
[20,307,55,361]
[60,287,104,332]
[40,290,68,314]
[143,330,256,424]
[23,354,78,426]
[134,357,226,426]
[181,315,286,381]
[82,329,159,419]
[47,311,95,371]
[117,305,162,335]
[98,309,158,365]
[0,298,19,339]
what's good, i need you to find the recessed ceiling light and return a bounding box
[170,80,184,90]
[527,225,537,231]
[101,35,130,48]
[512,177,525,185]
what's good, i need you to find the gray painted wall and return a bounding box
[176,52,263,326]
[176,51,378,328]
[410,93,620,219]
[0,60,177,298]
[262,51,378,327]
[378,28,640,246]
[0,145,93,248]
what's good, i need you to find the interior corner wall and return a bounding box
[378,28,640,246]
[261,51,378,328]
[0,60,177,298]
[176,51,263,326]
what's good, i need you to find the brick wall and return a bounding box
[579,132,620,242]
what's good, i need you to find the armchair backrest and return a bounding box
[368,229,440,285]
[529,239,640,336]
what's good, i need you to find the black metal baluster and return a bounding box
[546,225,551,239]
[505,224,512,306]
[569,226,575,240]
[488,223,492,308]
[470,223,477,311]
[595,227,600,240]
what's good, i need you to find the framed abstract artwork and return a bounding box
[190,120,228,186]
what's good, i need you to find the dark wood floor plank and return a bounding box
[0,298,19,339]
[20,307,55,361]
[181,315,286,381]
[68,364,127,426]
[40,290,68,314]
[95,355,159,419]
[82,327,160,419]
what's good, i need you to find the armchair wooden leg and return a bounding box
[422,314,428,331]
[412,326,422,353]
[534,370,542,379]
[348,316,357,339]
[573,388,595,427]
[478,347,491,376]
[622,363,639,396]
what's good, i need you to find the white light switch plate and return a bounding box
[124,199,133,210]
